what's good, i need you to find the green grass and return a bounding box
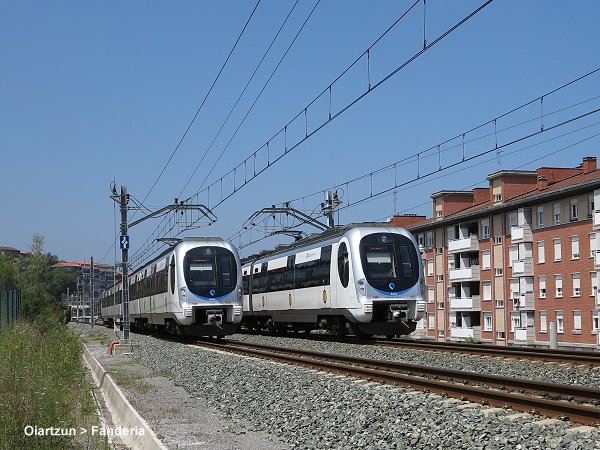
[0,322,110,449]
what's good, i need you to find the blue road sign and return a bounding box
[120,235,130,250]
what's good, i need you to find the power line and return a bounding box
[139,0,262,208]
[131,0,494,266]
[177,0,301,199]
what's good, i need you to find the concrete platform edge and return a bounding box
[82,345,168,450]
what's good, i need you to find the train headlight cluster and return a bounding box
[179,287,187,303]
[357,278,366,296]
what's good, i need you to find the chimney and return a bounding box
[537,176,548,190]
[582,156,597,174]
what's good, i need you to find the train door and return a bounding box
[335,239,353,309]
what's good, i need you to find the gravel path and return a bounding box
[125,331,600,450]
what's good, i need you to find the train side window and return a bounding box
[170,256,176,294]
[337,242,349,288]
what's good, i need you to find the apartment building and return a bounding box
[392,156,600,350]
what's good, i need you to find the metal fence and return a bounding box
[0,289,20,328]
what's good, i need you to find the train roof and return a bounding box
[241,222,408,265]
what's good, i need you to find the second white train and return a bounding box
[241,225,425,337]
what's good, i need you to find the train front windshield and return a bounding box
[184,247,237,298]
[360,233,418,293]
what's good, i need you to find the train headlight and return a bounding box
[179,288,187,303]
[357,278,366,296]
[238,286,243,302]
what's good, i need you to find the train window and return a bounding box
[364,246,397,280]
[337,242,349,288]
[219,256,233,288]
[187,260,217,287]
[359,233,419,292]
[170,256,176,295]
[397,245,414,279]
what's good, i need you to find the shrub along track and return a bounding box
[192,339,600,426]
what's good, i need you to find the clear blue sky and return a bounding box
[1,0,599,265]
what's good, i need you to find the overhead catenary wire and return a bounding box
[138,0,262,210]
[178,0,301,199]
[131,1,494,266]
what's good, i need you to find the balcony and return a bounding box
[449,265,480,282]
[514,328,527,341]
[448,235,479,254]
[450,325,481,340]
[449,296,481,311]
[512,259,533,276]
[594,210,600,229]
[512,292,534,310]
[510,225,532,243]
[595,251,600,269]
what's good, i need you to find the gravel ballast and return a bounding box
[123,331,600,449]
[135,335,600,449]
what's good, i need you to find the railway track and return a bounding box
[194,339,600,425]
[238,331,600,366]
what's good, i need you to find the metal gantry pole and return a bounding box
[120,186,130,341]
[90,256,94,328]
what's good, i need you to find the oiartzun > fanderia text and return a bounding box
[24,425,146,437]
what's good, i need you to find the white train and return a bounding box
[241,225,425,337]
[100,237,243,336]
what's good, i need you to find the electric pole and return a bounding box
[120,186,131,341]
[90,256,95,328]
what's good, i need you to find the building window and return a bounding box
[436,274,444,282]
[556,310,564,333]
[447,255,455,271]
[591,272,598,298]
[481,250,491,270]
[588,194,595,218]
[593,311,599,332]
[537,206,544,228]
[427,313,435,330]
[427,286,435,303]
[496,331,505,339]
[570,198,579,221]
[553,202,561,225]
[571,236,580,259]
[484,313,493,332]
[540,310,547,332]
[437,301,444,310]
[507,212,518,233]
[538,275,546,298]
[511,312,521,331]
[508,245,518,267]
[537,241,545,264]
[495,268,503,276]
[590,233,597,258]
[555,274,563,298]
[553,238,562,261]
[436,247,443,255]
[494,236,502,245]
[482,281,492,300]
[480,218,490,239]
[572,272,581,297]
[417,234,425,248]
[494,193,502,203]
[426,231,434,248]
[573,310,582,332]
[438,329,445,337]
[427,259,434,276]
[436,210,443,218]
[496,299,504,308]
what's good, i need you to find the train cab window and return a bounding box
[219,256,233,288]
[337,242,350,288]
[187,260,217,287]
[184,246,237,298]
[364,246,397,280]
[397,245,415,279]
[359,233,419,293]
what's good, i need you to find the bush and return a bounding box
[0,322,97,449]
